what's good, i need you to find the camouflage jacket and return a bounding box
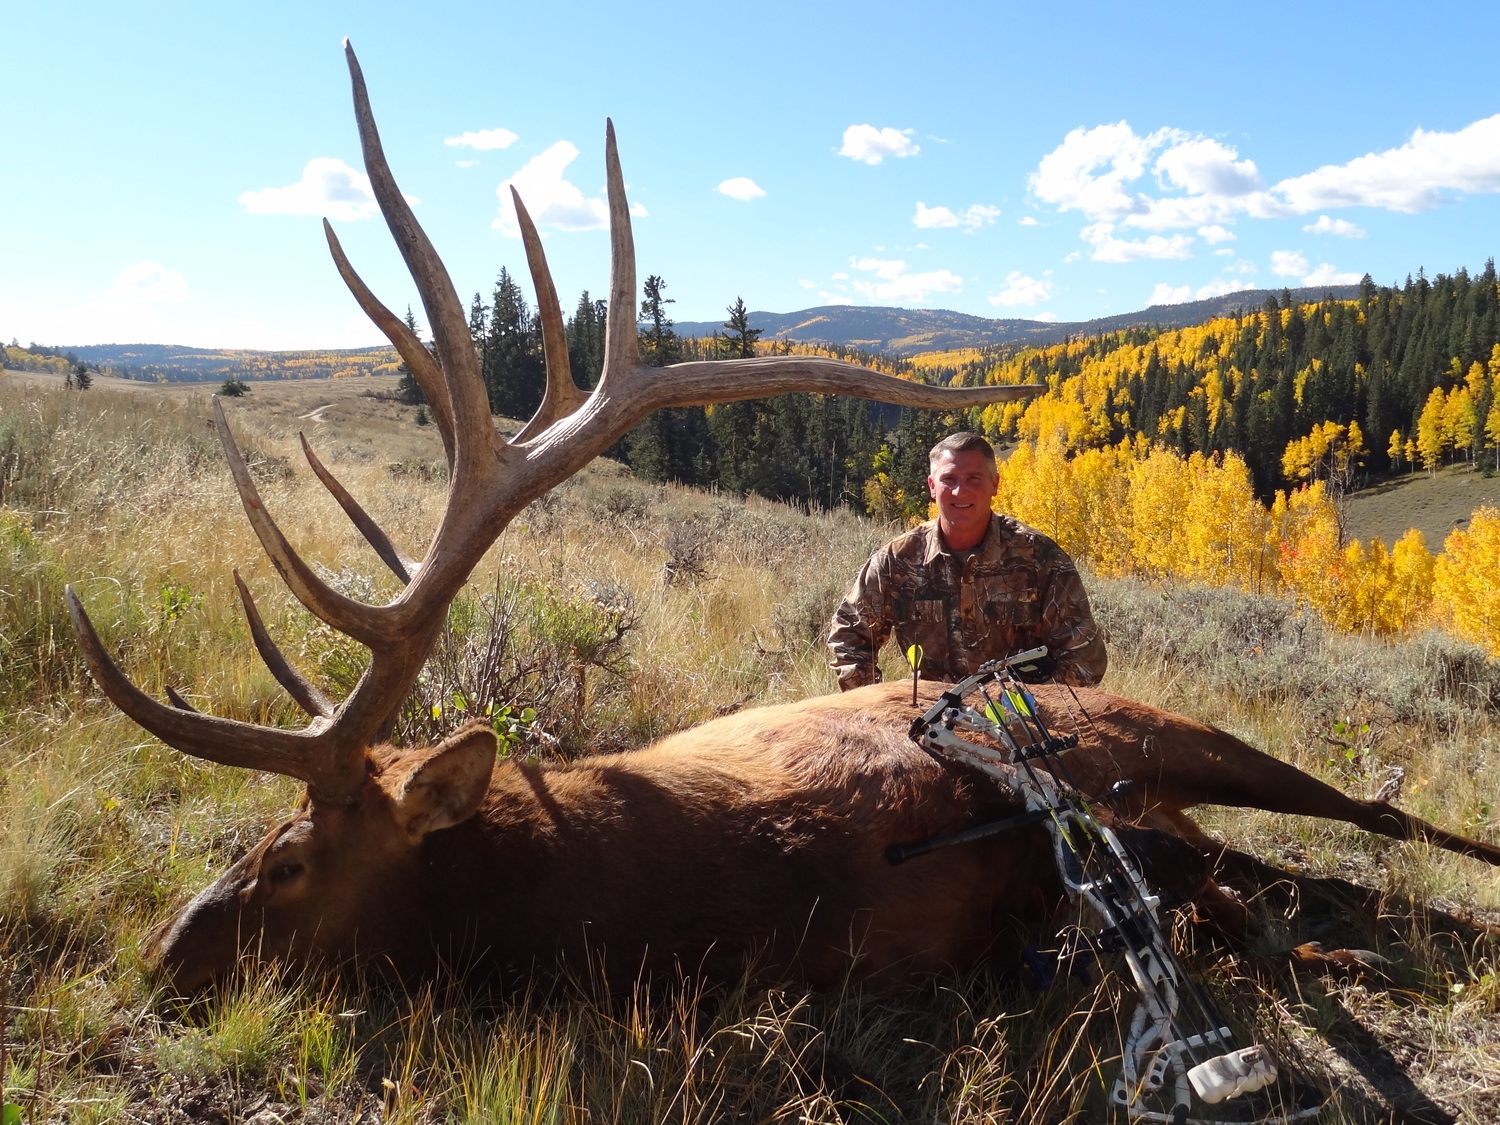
[828,515,1107,690]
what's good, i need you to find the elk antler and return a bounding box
[67,41,1044,805]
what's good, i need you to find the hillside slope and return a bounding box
[675,286,1362,355]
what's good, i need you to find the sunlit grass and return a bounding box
[1,375,1497,1121]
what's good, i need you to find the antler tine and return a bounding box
[233,570,336,719]
[211,398,393,648]
[323,220,455,465]
[343,40,500,468]
[601,119,640,377]
[511,189,587,444]
[625,356,1044,412]
[66,586,363,801]
[299,433,415,584]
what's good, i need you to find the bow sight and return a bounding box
[903,649,1301,1124]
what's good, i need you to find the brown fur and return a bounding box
[150,681,1500,991]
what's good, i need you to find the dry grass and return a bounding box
[2,374,1499,1122]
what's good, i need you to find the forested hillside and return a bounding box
[981,265,1500,498]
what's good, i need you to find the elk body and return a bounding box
[148,681,1500,992]
[68,45,1500,992]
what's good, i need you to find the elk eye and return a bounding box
[269,862,304,885]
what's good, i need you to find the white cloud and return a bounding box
[455,160,477,169]
[1018,215,1039,226]
[718,176,766,201]
[444,128,518,151]
[1029,121,1167,221]
[1228,258,1257,274]
[1082,222,1193,262]
[1197,224,1235,244]
[988,271,1054,308]
[1150,277,1251,305]
[1303,214,1365,238]
[1032,311,1060,322]
[913,202,1000,230]
[1193,277,1246,299]
[105,261,188,304]
[961,204,1001,228]
[1270,252,1359,286]
[839,125,919,165]
[1154,137,1262,197]
[1271,249,1310,278]
[494,141,609,234]
[849,257,961,303]
[913,202,958,228]
[1212,247,1235,257]
[239,158,400,221]
[1276,114,1500,212]
[1030,113,1500,264]
[1063,251,1082,263]
[1303,263,1364,286]
[799,279,817,289]
[1149,283,1193,305]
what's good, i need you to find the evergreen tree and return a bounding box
[637,275,680,367]
[566,290,607,389]
[73,362,92,391]
[722,296,761,359]
[483,268,545,419]
[627,276,709,482]
[395,306,426,405]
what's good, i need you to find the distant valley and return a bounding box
[29,285,1364,380]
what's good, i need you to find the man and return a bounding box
[828,432,1106,690]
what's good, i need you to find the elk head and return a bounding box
[69,42,1043,990]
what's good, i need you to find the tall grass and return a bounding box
[1,377,1497,1122]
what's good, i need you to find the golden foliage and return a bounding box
[1433,507,1500,656]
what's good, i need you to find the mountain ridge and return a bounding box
[674,285,1364,356]
[37,285,1365,379]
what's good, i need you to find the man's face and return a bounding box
[927,449,999,545]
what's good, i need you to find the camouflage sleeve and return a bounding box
[1037,548,1108,687]
[827,550,894,691]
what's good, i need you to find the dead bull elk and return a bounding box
[69,45,1500,994]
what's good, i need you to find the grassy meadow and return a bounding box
[1,372,1499,1123]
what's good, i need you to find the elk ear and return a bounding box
[388,723,497,841]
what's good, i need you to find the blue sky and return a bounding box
[5,1,1500,349]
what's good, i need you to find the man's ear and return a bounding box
[387,722,497,842]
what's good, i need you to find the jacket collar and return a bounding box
[921,514,1001,566]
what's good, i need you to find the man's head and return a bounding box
[927,432,999,551]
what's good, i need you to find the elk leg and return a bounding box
[1069,699,1500,868]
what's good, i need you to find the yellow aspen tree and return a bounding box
[1466,359,1489,403]
[1126,447,1192,580]
[1275,482,1346,621]
[1404,437,1419,471]
[1180,452,1270,590]
[1432,507,1500,657]
[1442,386,1479,465]
[1386,528,1435,634]
[1416,386,1449,472]
[1487,397,1500,466]
[1339,537,1383,634]
[1387,429,1404,470]
[1069,443,1133,576]
[995,438,1087,559]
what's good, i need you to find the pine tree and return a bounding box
[395,306,426,405]
[566,291,607,389]
[722,297,761,359]
[483,268,545,419]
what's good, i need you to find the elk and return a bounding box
[68,44,1500,994]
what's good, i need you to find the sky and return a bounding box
[5,0,1500,350]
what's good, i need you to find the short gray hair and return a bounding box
[928,432,997,473]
